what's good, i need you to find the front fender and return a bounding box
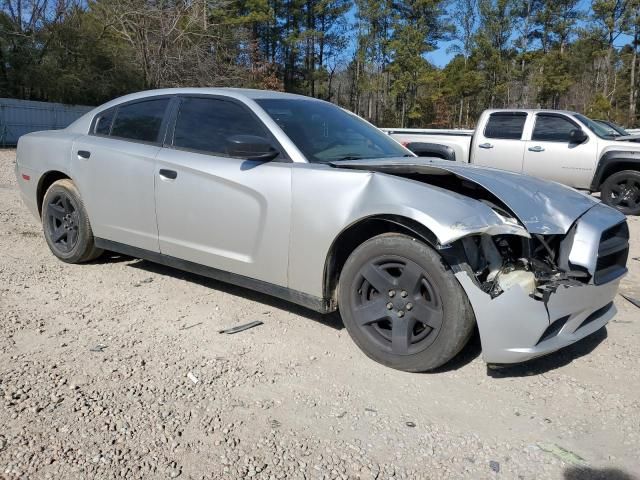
[287,165,528,297]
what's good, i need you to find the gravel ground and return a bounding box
[1,148,639,480]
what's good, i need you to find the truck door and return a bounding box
[523,113,596,189]
[473,112,527,172]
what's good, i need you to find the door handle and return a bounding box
[528,146,545,152]
[479,143,493,149]
[159,169,178,180]
[77,150,91,159]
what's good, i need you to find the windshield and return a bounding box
[573,113,618,139]
[255,98,412,163]
[594,119,628,137]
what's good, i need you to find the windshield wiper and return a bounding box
[330,153,413,161]
[331,155,366,161]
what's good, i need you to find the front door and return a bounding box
[522,113,597,189]
[71,97,172,251]
[154,96,291,286]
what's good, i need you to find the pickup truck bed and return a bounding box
[381,128,473,163]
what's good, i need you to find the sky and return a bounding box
[426,42,456,68]
[423,0,635,69]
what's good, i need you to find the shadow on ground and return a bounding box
[430,328,483,373]
[487,327,608,378]
[93,251,134,264]
[564,466,638,480]
[120,257,344,330]
[92,252,610,373]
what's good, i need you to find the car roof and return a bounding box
[66,88,323,133]
[104,87,317,106]
[483,108,579,116]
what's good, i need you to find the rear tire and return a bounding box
[42,179,103,263]
[337,233,475,372]
[601,170,640,216]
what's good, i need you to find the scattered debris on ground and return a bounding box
[620,293,640,309]
[1,149,639,479]
[537,443,588,467]
[218,320,264,334]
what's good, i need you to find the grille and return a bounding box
[594,222,629,285]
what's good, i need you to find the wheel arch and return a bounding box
[322,214,439,309]
[37,170,71,217]
[405,142,456,161]
[591,151,640,191]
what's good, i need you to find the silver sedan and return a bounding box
[15,88,629,372]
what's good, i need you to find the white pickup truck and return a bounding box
[383,109,640,215]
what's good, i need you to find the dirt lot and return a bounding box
[1,148,639,480]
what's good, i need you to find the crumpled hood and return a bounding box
[330,158,599,235]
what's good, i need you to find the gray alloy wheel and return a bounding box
[601,170,640,216]
[338,233,475,372]
[42,179,103,263]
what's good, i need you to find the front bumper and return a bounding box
[456,272,621,364]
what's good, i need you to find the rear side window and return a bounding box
[94,109,115,135]
[110,98,170,143]
[172,97,269,156]
[532,114,577,142]
[484,113,527,140]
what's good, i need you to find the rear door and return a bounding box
[71,97,172,251]
[523,113,597,189]
[472,112,527,172]
[154,95,292,286]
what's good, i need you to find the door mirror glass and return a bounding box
[569,128,588,144]
[226,135,279,161]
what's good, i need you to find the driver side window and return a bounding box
[532,114,578,142]
[172,97,270,157]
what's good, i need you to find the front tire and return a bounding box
[601,170,640,216]
[42,179,103,263]
[337,233,475,372]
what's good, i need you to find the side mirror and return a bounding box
[569,128,588,144]
[226,135,279,161]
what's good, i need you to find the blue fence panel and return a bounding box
[0,98,93,146]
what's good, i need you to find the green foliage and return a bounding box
[588,92,613,118]
[534,51,573,107]
[0,0,639,127]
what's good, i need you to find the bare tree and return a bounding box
[2,0,77,31]
[93,0,247,88]
[447,0,478,125]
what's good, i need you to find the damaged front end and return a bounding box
[332,158,629,364]
[443,203,629,364]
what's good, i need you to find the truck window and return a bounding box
[532,114,578,142]
[484,113,527,140]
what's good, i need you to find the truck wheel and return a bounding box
[601,170,640,215]
[337,233,475,372]
[42,179,103,263]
